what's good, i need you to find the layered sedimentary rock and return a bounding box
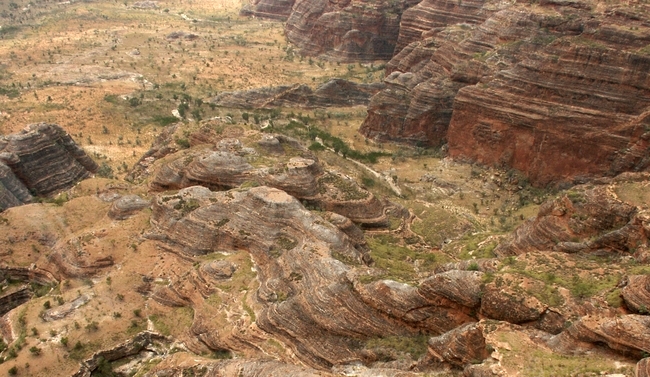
[552,315,650,357]
[448,37,650,185]
[72,332,169,377]
[427,322,489,367]
[0,123,97,210]
[480,274,546,324]
[0,266,58,315]
[284,0,420,61]
[48,234,115,278]
[0,287,32,316]
[637,358,650,377]
[419,270,483,308]
[211,79,385,109]
[495,184,647,256]
[148,186,478,368]
[622,275,650,314]
[107,195,150,220]
[150,136,387,225]
[359,0,650,185]
[240,0,295,20]
[359,0,512,146]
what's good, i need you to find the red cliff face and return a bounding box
[359,0,650,185]
[284,0,420,61]
[447,37,650,185]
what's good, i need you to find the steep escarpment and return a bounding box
[360,0,588,147]
[284,0,420,61]
[359,0,650,185]
[0,123,98,210]
[448,35,650,185]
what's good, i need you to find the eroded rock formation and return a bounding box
[0,123,97,210]
[240,0,296,20]
[284,0,420,61]
[622,275,650,314]
[146,186,483,369]
[495,184,648,257]
[211,79,385,109]
[149,136,387,225]
[358,0,650,185]
[551,314,650,357]
[108,195,150,220]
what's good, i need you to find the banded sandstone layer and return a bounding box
[284,0,420,61]
[2,131,650,375]
[357,0,650,185]
[0,123,98,210]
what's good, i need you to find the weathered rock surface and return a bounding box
[359,0,650,185]
[480,275,547,324]
[427,322,489,367]
[359,0,514,146]
[284,0,420,61]
[108,194,150,220]
[42,294,91,321]
[622,275,650,314]
[637,358,650,377]
[147,186,476,368]
[495,184,647,256]
[240,0,296,20]
[419,270,483,308]
[211,79,385,109]
[150,137,387,225]
[72,331,169,377]
[551,314,650,357]
[0,286,32,317]
[48,234,115,278]
[0,266,58,315]
[0,123,97,210]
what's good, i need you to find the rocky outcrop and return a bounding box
[150,137,387,225]
[284,0,420,61]
[0,163,32,210]
[480,276,546,324]
[0,286,32,316]
[358,0,514,146]
[147,186,476,368]
[427,322,489,367]
[240,0,295,20]
[42,294,90,321]
[126,123,179,184]
[551,314,650,357]
[359,0,650,185]
[622,275,650,314]
[72,331,169,377]
[448,38,650,185]
[637,358,650,377]
[211,79,385,109]
[419,270,483,308]
[107,195,150,220]
[0,265,58,286]
[495,184,648,256]
[0,266,58,315]
[48,234,115,278]
[0,123,97,210]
